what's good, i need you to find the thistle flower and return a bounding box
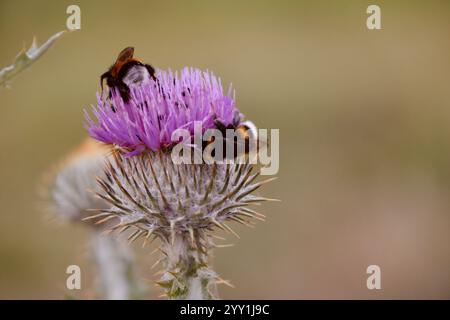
[47,138,144,300]
[49,138,110,223]
[85,68,241,155]
[85,67,276,299]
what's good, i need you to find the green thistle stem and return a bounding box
[158,234,217,300]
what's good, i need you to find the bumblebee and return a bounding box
[100,47,156,102]
[205,118,262,161]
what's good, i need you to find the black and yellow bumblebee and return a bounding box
[100,47,156,102]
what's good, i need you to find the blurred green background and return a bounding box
[1,0,450,299]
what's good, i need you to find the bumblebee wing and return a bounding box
[116,47,134,63]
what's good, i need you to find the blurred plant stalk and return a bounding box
[91,231,143,300]
[0,30,68,87]
[47,138,144,299]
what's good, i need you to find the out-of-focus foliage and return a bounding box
[0,30,67,86]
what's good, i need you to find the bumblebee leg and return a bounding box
[213,119,227,133]
[117,82,131,102]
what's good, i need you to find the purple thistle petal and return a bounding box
[85,67,241,155]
